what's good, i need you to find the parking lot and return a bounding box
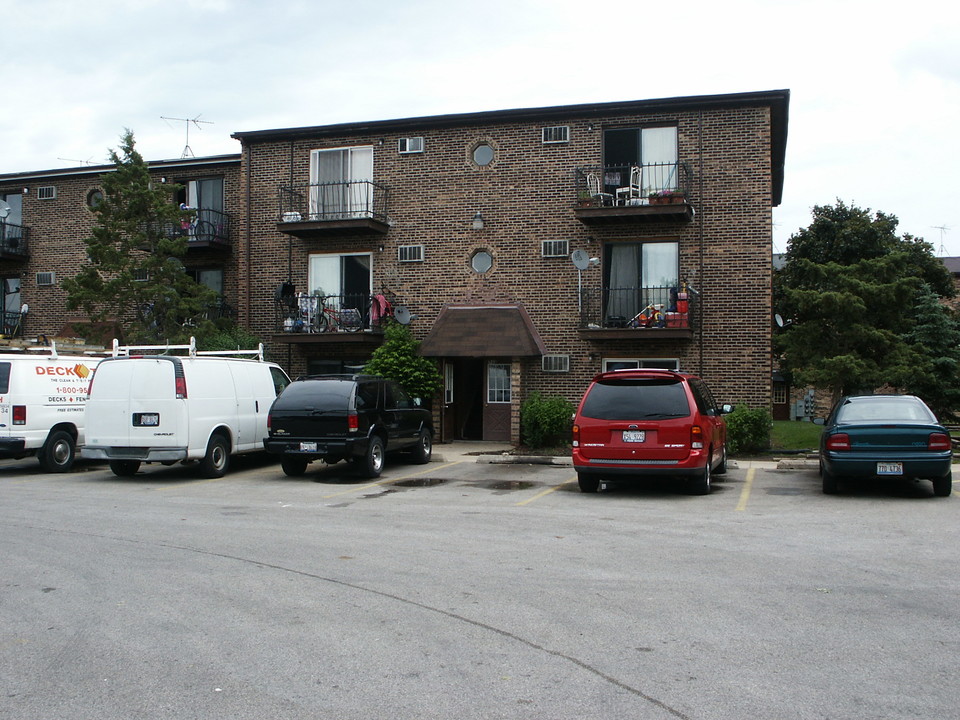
[2,448,958,720]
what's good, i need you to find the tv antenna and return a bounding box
[931,225,951,256]
[161,114,213,158]
[57,156,96,166]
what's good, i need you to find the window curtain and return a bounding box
[606,244,640,320]
[641,127,678,194]
[605,242,678,321]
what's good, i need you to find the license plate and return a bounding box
[300,442,318,452]
[877,462,903,475]
[623,430,645,443]
[133,413,160,427]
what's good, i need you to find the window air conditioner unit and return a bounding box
[542,355,570,373]
[398,137,424,154]
[541,239,569,258]
[398,244,424,262]
[36,271,56,286]
[541,126,570,144]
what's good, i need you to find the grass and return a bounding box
[770,420,822,453]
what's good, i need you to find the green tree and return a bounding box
[363,321,442,401]
[774,200,956,407]
[900,284,960,420]
[62,130,218,344]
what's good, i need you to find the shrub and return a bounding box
[521,392,574,448]
[725,405,772,455]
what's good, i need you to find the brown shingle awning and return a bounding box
[420,304,546,357]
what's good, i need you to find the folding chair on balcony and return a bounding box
[585,173,614,207]
[616,165,645,206]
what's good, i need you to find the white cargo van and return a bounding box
[82,339,290,478]
[0,344,103,472]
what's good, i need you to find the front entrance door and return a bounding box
[440,359,512,442]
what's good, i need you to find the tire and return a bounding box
[714,445,728,476]
[281,456,308,477]
[358,436,385,478]
[39,429,76,473]
[315,312,330,333]
[933,472,952,497]
[199,433,230,479]
[109,460,141,477]
[409,429,432,464]
[577,474,600,493]
[821,462,839,495]
[688,460,712,495]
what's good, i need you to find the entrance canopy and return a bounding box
[420,304,546,358]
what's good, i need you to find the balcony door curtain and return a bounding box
[308,253,371,311]
[605,242,678,322]
[310,147,373,219]
[188,178,224,218]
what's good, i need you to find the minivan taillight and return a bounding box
[572,423,580,447]
[928,432,952,451]
[826,433,850,451]
[691,425,703,449]
[12,405,26,425]
[175,376,188,399]
[347,412,358,432]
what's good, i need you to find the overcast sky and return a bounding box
[3,0,958,255]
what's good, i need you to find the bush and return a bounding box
[521,392,574,448]
[725,405,772,455]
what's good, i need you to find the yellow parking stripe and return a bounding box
[735,467,756,511]
[515,478,577,506]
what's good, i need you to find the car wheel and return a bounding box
[933,472,952,497]
[39,430,76,473]
[109,460,141,477]
[281,456,309,477]
[359,436,385,478]
[199,433,230,479]
[821,462,839,494]
[688,461,711,495]
[577,474,600,493]
[714,445,728,476]
[410,429,432,464]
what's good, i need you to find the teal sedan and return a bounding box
[819,395,953,497]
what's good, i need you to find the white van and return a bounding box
[0,344,103,472]
[82,339,290,478]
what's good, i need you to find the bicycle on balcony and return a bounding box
[295,294,363,333]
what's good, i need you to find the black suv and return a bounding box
[264,374,433,478]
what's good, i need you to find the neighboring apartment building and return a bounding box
[1,89,789,444]
[0,155,241,344]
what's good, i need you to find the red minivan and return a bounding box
[571,369,732,495]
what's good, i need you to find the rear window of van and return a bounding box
[580,378,690,421]
[0,362,9,394]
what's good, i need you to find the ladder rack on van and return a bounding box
[111,337,265,362]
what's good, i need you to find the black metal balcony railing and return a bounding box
[579,286,696,331]
[163,209,231,246]
[2,309,26,338]
[0,221,28,257]
[574,162,693,207]
[278,181,389,224]
[275,290,397,334]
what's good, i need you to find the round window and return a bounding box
[471,250,493,274]
[472,143,494,167]
[87,189,104,209]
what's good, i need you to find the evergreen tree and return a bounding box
[62,130,218,344]
[364,322,442,401]
[774,200,956,408]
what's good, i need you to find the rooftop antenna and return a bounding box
[57,156,96,166]
[931,225,950,256]
[161,114,213,158]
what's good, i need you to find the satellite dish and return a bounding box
[774,313,792,328]
[0,199,11,219]
[571,249,590,270]
[393,305,412,325]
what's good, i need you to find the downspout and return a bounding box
[697,110,705,376]
[244,143,252,328]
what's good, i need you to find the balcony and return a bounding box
[272,289,398,346]
[577,285,696,340]
[0,221,28,259]
[277,181,390,238]
[573,162,694,225]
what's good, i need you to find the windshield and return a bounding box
[837,397,935,423]
[580,378,689,420]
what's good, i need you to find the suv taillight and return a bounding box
[691,425,703,449]
[826,433,850,451]
[348,412,358,432]
[928,432,952,451]
[13,405,26,425]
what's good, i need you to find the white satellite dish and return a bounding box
[571,249,590,270]
[393,305,412,325]
[0,199,11,219]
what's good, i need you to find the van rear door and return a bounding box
[0,361,12,443]
[127,358,185,451]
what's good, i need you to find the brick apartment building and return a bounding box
[1,89,790,444]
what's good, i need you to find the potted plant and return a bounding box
[648,189,687,205]
[577,190,596,208]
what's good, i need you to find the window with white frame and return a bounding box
[487,363,511,403]
[308,252,371,307]
[398,244,424,262]
[309,146,374,219]
[541,239,569,258]
[602,358,680,372]
[541,126,570,144]
[604,240,678,324]
[398,137,424,154]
